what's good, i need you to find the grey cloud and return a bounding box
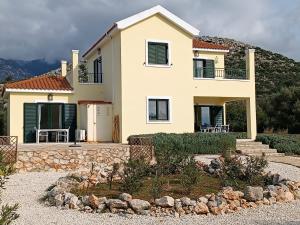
[0,0,299,61]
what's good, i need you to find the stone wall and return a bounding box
[16,143,130,172]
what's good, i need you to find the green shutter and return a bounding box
[148,42,168,65]
[63,104,77,141]
[205,60,215,78]
[148,43,156,64]
[24,103,37,143]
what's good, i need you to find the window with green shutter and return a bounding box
[147,42,169,65]
[24,103,37,143]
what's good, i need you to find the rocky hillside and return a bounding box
[199,36,300,98]
[0,58,60,82]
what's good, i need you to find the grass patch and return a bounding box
[71,171,222,202]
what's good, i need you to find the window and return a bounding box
[147,98,171,122]
[93,56,103,83]
[146,41,170,66]
[193,59,215,78]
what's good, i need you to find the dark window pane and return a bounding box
[157,100,168,120]
[148,100,157,120]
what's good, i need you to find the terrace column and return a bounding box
[61,60,67,77]
[71,50,79,86]
[246,49,257,139]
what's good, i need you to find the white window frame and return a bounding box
[146,96,172,124]
[145,39,171,68]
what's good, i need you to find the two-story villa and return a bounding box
[2,5,256,144]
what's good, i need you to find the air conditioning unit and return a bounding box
[76,129,86,141]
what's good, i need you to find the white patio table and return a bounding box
[35,128,69,144]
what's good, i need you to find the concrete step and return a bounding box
[238,149,278,154]
[237,145,270,150]
[246,152,285,157]
[236,141,265,146]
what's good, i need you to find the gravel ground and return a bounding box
[2,160,300,225]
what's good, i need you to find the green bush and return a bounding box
[180,158,200,194]
[256,134,300,155]
[120,159,149,194]
[150,175,164,200]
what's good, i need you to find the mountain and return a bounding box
[0,58,60,81]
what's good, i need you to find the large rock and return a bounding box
[276,189,294,202]
[119,193,132,202]
[54,194,64,207]
[194,202,209,214]
[180,197,196,206]
[244,186,263,201]
[107,199,128,210]
[129,199,150,213]
[155,196,174,207]
[88,194,100,209]
[48,186,65,197]
[198,197,208,204]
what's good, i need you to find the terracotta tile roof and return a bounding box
[4,74,73,91]
[193,39,229,51]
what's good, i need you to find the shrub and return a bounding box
[120,159,149,194]
[256,134,300,155]
[150,175,164,200]
[180,158,200,194]
[219,155,268,188]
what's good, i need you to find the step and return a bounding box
[237,145,270,150]
[236,142,265,146]
[246,152,285,157]
[238,149,278,154]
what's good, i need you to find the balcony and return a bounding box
[194,67,247,80]
[78,73,103,84]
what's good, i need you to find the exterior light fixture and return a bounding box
[194,50,200,57]
[48,93,53,101]
[97,48,101,55]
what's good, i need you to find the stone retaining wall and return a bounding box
[16,143,130,172]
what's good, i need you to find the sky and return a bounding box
[0,0,299,62]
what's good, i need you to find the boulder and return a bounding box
[96,204,106,213]
[268,197,277,205]
[107,199,128,210]
[155,196,174,207]
[129,199,151,213]
[81,195,90,206]
[180,197,196,206]
[198,197,208,204]
[292,190,300,199]
[119,193,132,202]
[88,194,100,209]
[244,186,263,201]
[54,194,64,207]
[276,189,294,202]
[194,202,209,214]
[48,186,65,197]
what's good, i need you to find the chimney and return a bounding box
[61,60,67,77]
[245,49,255,81]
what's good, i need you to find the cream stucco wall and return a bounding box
[7,92,73,143]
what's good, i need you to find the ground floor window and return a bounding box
[147,97,171,122]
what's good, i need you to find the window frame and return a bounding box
[193,58,215,79]
[146,96,172,124]
[93,56,103,83]
[145,39,171,68]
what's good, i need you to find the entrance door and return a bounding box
[87,104,112,142]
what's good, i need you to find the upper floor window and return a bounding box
[146,40,171,67]
[93,56,103,83]
[193,58,215,78]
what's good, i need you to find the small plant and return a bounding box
[107,163,120,190]
[180,158,200,194]
[0,152,19,224]
[150,175,164,200]
[244,156,268,185]
[120,159,149,194]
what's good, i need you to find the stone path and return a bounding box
[268,156,300,168]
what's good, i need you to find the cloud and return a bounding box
[0,0,299,61]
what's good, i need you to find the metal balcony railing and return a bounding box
[78,73,103,84]
[194,67,247,80]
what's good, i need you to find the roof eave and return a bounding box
[192,48,229,53]
[5,88,74,94]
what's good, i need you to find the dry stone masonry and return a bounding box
[44,170,300,217]
[16,143,130,172]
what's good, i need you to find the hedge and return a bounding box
[256,134,300,155]
[128,133,236,155]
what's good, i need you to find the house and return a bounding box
[2,5,256,144]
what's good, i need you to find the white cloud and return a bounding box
[0,0,299,61]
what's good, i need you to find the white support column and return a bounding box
[71,50,79,87]
[223,103,226,125]
[245,48,257,139]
